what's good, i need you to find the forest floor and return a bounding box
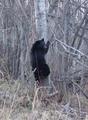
[0,78,88,120]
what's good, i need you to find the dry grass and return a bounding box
[0,78,88,120]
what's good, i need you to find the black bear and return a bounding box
[30,38,50,83]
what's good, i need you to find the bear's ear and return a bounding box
[41,38,44,41]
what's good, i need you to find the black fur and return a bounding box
[30,38,50,82]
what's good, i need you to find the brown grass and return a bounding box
[0,78,88,120]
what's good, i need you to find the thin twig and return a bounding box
[71,80,88,99]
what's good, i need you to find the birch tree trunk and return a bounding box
[34,0,48,42]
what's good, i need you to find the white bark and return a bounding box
[34,0,48,42]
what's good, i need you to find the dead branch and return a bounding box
[71,80,88,99]
[72,10,88,47]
